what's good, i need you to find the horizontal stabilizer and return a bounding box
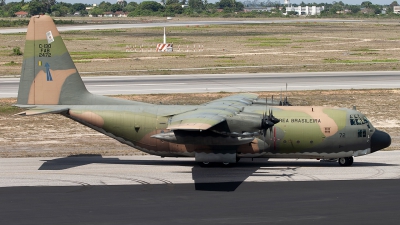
[15,106,69,116]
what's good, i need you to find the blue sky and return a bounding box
[58,0,396,5]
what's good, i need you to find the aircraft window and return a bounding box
[296,140,300,144]
[358,129,367,138]
[350,114,369,125]
[355,115,362,125]
[283,140,287,143]
[310,141,313,144]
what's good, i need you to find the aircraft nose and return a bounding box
[371,129,391,152]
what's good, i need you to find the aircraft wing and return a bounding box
[201,93,259,107]
[167,93,259,130]
[14,105,69,116]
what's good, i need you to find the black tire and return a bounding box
[222,162,234,167]
[338,157,354,166]
[198,162,211,167]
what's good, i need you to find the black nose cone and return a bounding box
[371,129,391,152]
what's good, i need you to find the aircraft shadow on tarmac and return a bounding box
[38,154,396,192]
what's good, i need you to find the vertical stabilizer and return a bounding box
[17,15,89,105]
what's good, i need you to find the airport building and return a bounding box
[394,6,400,14]
[284,0,324,16]
[285,5,324,15]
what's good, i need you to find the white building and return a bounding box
[286,5,325,16]
[394,6,400,14]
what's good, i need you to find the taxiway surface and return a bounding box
[1,151,399,188]
[1,151,400,224]
[1,71,400,98]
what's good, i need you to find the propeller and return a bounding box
[261,96,280,140]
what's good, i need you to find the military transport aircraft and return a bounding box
[15,15,391,166]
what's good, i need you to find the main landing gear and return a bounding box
[199,162,232,167]
[338,157,354,166]
[199,157,240,167]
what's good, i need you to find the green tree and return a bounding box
[139,1,163,12]
[28,0,46,15]
[123,2,138,12]
[218,0,234,9]
[98,1,112,12]
[110,3,123,12]
[329,3,343,14]
[51,4,70,17]
[90,7,104,16]
[166,0,180,5]
[9,4,22,16]
[72,3,86,12]
[235,1,243,11]
[117,0,127,7]
[361,1,372,8]
[348,5,361,14]
[165,3,183,14]
[70,3,86,15]
[42,0,56,13]
[188,0,204,11]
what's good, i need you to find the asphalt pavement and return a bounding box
[2,71,400,98]
[0,19,365,34]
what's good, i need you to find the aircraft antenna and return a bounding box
[283,83,291,106]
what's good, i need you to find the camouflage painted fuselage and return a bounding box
[65,104,374,159]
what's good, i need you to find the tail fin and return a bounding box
[17,15,89,105]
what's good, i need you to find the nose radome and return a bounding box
[371,129,391,152]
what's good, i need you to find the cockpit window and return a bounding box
[350,114,369,126]
[350,115,356,125]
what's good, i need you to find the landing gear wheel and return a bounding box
[222,162,233,167]
[338,157,354,166]
[199,162,210,167]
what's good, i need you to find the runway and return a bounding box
[1,71,400,98]
[1,151,400,224]
[0,19,364,34]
